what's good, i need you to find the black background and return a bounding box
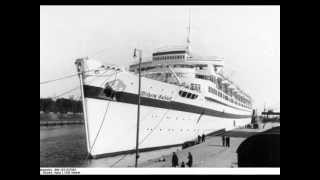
[5,0,283,177]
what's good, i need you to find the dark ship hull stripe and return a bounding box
[83,85,252,119]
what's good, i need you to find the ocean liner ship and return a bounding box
[75,21,253,159]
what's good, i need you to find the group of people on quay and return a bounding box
[222,135,231,147]
[172,152,193,168]
[170,134,232,167]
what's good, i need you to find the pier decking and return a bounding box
[138,123,279,168]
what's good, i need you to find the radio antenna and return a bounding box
[187,8,191,53]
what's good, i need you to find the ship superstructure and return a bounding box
[129,46,252,112]
[75,13,253,159]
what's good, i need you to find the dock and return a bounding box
[40,120,83,126]
[138,122,279,168]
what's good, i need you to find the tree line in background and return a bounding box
[40,97,82,113]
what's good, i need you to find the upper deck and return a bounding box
[128,46,252,110]
[129,46,224,70]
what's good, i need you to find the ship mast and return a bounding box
[186,8,191,55]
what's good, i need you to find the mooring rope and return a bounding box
[139,109,170,145]
[40,69,102,85]
[109,85,182,167]
[84,71,119,163]
[40,73,79,85]
[48,74,102,100]
[110,153,130,167]
[109,108,170,167]
[51,86,81,99]
[87,101,111,155]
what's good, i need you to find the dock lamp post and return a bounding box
[133,48,142,168]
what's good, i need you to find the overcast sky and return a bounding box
[40,5,280,112]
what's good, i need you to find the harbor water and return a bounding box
[40,124,181,167]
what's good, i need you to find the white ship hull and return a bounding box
[86,98,251,158]
[79,60,252,158]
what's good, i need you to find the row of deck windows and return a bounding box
[195,73,251,108]
[208,86,218,95]
[153,55,185,61]
[208,86,252,109]
[143,71,251,108]
[196,74,217,84]
[145,128,204,132]
[196,74,247,101]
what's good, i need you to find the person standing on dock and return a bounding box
[202,134,205,142]
[172,152,179,167]
[198,135,201,144]
[226,136,230,148]
[222,135,225,147]
[225,136,228,147]
[187,152,193,167]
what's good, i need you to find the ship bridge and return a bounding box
[129,46,224,72]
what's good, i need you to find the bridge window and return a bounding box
[180,91,187,97]
[179,90,198,99]
[191,83,200,91]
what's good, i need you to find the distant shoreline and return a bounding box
[40,112,83,126]
[40,120,83,126]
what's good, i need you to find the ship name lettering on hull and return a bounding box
[141,91,172,101]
